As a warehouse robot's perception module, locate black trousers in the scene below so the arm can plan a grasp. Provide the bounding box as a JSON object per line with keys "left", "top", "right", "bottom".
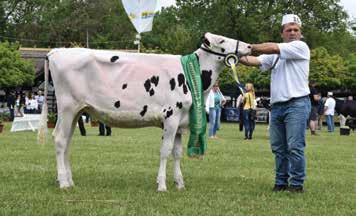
{"left": 99, "top": 122, "right": 111, "bottom": 136}
{"left": 78, "top": 116, "right": 86, "bottom": 136}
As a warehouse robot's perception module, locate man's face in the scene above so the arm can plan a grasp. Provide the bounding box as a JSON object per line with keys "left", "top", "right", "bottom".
{"left": 281, "top": 23, "right": 302, "bottom": 42}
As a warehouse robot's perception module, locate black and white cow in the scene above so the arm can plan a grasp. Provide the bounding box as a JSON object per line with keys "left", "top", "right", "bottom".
{"left": 335, "top": 99, "right": 356, "bottom": 130}
{"left": 38, "top": 33, "right": 251, "bottom": 191}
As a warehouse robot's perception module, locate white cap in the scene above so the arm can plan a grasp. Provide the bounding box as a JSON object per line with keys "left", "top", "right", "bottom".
{"left": 327, "top": 92, "right": 333, "bottom": 96}
{"left": 282, "top": 14, "right": 302, "bottom": 26}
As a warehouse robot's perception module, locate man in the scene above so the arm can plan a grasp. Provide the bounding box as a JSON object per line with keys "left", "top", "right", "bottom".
{"left": 99, "top": 122, "right": 111, "bottom": 136}
{"left": 324, "top": 92, "right": 336, "bottom": 132}
{"left": 240, "top": 14, "right": 311, "bottom": 193}
{"left": 309, "top": 81, "right": 321, "bottom": 135}
{"left": 37, "top": 90, "right": 44, "bottom": 113}
{"left": 6, "top": 91, "right": 16, "bottom": 121}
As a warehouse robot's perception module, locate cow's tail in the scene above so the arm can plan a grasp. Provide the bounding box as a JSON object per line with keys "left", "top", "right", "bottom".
{"left": 37, "top": 57, "right": 49, "bottom": 145}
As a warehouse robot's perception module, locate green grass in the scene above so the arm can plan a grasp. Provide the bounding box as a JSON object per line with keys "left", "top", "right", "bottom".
{"left": 0, "top": 122, "right": 355, "bottom": 215}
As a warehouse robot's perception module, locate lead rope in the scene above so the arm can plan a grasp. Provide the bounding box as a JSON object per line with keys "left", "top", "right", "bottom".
{"left": 230, "top": 63, "right": 246, "bottom": 95}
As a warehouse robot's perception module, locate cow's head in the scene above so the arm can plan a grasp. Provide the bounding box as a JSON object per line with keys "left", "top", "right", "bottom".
{"left": 196, "top": 32, "right": 251, "bottom": 92}
{"left": 202, "top": 32, "right": 251, "bottom": 60}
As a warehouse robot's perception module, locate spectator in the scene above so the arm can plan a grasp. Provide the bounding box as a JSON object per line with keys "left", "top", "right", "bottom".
{"left": 15, "top": 94, "right": 23, "bottom": 117}
{"left": 99, "top": 122, "right": 111, "bottom": 136}
{"left": 347, "top": 95, "right": 353, "bottom": 101}
{"left": 78, "top": 114, "right": 86, "bottom": 136}
{"left": 324, "top": 92, "right": 336, "bottom": 132}
{"left": 309, "top": 81, "right": 321, "bottom": 135}
{"left": 6, "top": 91, "right": 15, "bottom": 121}
{"left": 242, "top": 83, "right": 256, "bottom": 140}
{"left": 24, "top": 92, "right": 30, "bottom": 114}
{"left": 37, "top": 90, "right": 44, "bottom": 113}
{"left": 206, "top": 81, "right": 226, "bottom": 138}
{"left": 236, "top": 94, "right": 244, "bottom": 132}
{"left": 27, "top": 93, "right": 38, "bottom": 114}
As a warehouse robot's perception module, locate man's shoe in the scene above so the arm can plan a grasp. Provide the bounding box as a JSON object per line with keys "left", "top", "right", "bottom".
{"left": 287, "top": 185, "right": 304, "bottom": 193}
{"left": 272, "top": 185, "right": 288, "bottom": 192}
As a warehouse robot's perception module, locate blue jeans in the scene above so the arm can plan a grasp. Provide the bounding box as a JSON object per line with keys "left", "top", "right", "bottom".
{"left": 270, "top": 96, "right": 311, "bottom": 187}
{"left": 325, "top": 115, "right": 334, "bottom": 132}
{"left": 209, "top": 108, "right": 219, "bottom": 137}
{"left": 243, "top": 110, "right": 255, "bottom": 138}
{"left": 216, "top": 107, "right": 222, "bottom": 130}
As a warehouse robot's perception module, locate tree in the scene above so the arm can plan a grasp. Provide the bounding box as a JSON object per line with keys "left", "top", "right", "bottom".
{"left": 309, "top": 47, "right": 348, "bottom": 90}
{"left": 344, "top": 53, "right": 356, "bottom": 91}
{"left": 0, "top": 42, "right": 35, "bottom": 89}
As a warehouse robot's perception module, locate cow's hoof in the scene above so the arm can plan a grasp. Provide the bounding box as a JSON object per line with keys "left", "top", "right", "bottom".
{"left": 174, "top": 181, "right": 185, "bottom": 190}
{"left": 58, "top": 180, "right": 72, "bottom": 189}
{"left": 157, "top": 184, "right": 167, "bottom": 192}
{"left": 174, "top": 176, "right": 184, "bottom": 190}
{"left": 59, "top": 184, "right": 72, "bottom": 189}
{"left": 68, "top": 178, "right": 75, "bottom": 187}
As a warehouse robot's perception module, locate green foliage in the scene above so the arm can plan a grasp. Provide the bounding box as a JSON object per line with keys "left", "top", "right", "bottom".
{"left": 47, "top": 112, "right": 57, "bottom": 124}
{"left": 0, "top": 42, "right": 35, "bottom": 89}
{"left": 310, "top": 47, "right": 348, "bottom": 90}
{"left": 344, "top": 53, "right": 356, "bottom": 90}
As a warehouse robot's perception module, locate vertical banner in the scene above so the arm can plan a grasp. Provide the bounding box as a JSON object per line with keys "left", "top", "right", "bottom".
{"left": 121, "top": 0, "right": 158, "bottom": 33}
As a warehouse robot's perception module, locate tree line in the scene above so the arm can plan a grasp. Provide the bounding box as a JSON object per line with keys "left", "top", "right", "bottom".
{"left": 0, "top": 0, "right": 355, "bottom": 95}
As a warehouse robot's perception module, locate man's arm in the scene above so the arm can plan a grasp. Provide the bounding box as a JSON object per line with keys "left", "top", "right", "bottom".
{"left": 239, "top": 43, "right": 280, "bottom": 67}
{"left": 251, "top": 43, "right": 280, "bottom": 55}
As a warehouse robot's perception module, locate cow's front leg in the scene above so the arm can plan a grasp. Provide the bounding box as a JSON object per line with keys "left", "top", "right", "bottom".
{"left": 157, "top": 120, "right": 179, "bottom": 192}
{"left": 172, "top": 133, "right": 184, "bottom": 190}
{"left": 53, "top": 110, "right": 77, "bottom": 189}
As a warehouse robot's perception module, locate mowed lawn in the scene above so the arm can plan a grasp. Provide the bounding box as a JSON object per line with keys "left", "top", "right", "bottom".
{"left": 0, "top": 122, "right": 355, "bottom": 215}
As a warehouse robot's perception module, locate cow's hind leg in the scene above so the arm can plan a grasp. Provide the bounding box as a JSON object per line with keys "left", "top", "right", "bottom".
{"left": 157, "top": 120, "right": 179, "bottom": 192}
{"left": 53, "top": 110, "right": 77, "bottom": 188}
{"left": 172, "top": 133, "right": 185, "bottom": 190}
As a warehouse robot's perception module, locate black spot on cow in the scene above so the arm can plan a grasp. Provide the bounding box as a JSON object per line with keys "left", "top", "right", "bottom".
{"left": 218, "top": 57, "right": 222, "bottom": 60}
{"left": 149, "top": 89, "right": 155, "bottom": 96}
{"left": 144, "top": 79, "right": 151, "bottom": 92}
{"left": 111, "top": 56, "right": 119, "bottom": 62}
{"left": 114, "top": 101, "right": 120, "bottom": 108}
{"left": 163, "top": 109, "right": 166, "bottom": 113}
{"left": 170, "top": 78, "right": 176, "bottom": 91}
{"left": 201, "top": 70, "right": 212, "bottom": 91}
{"left": 176, "top": 102, "right": 183, "bottom": 109}
{"left": 177, "top": 73, "right": 185, "bottom": 86}
{"left": 122, "top": 83, "right": 127, "bottom": 89}
{"left": 140, "top": 105, "right": 148, "bottom": 117}
{"left": 161, "top": 136, "right": 164, "bottom": 140}
{"left": 165, "top": 108, "right": 173, "bottom": 119}
{"left": 221, "top": 48, "right": 225, "bottom": 53}
{"left": 150, "top": 76, "right": 159, "bottom": 87}
{"left": 182, "top": 84, "right": 188, "bottom": 94}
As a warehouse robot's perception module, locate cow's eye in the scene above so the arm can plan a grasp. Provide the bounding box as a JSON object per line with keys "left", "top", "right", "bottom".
{"left": 219, "top": 40, "right": 225, "bottom": 44}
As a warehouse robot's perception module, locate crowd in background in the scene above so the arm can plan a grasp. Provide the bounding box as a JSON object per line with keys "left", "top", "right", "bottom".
{"left": 6, "top": 90, "right": 44, "bottom": 121}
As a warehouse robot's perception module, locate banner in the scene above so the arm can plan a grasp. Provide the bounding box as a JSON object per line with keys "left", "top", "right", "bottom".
{"left": 121, "top": 0, "right": 158, "bottom": 33}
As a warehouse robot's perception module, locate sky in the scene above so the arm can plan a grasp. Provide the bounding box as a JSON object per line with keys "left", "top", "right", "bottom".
{"left": 157, "top": 0, "right": 356, "bottom": 19}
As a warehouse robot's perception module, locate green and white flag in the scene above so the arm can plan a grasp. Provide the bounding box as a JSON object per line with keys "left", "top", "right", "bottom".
{"left": 121, "top": 0, "right": 157, "bottom": 33}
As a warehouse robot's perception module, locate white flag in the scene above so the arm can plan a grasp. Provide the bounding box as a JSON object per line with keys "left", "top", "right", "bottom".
{"left": 121, "top": 0, "right": 158, "bottom": 33}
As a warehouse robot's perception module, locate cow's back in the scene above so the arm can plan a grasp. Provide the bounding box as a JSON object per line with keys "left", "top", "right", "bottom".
{"left": 48, "top": 48, "right": 192, "bottom": 128}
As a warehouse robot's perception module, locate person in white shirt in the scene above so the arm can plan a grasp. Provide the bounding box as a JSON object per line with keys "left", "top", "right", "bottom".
{"left": 37, "top": 90, "right": 44, "bottom": 113}
{"left": 205, "top": 81, "right": 226, "bottom": 138}
{"left": 239, "top": 14, "right": 311, "bottom": 193}
{"left": 324, "top": 92, "right": 336, "bottom": 132}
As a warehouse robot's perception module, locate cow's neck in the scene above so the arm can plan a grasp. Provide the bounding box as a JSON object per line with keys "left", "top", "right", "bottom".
{"left": 195, "top": 49, "right": 224, "bottom": 93}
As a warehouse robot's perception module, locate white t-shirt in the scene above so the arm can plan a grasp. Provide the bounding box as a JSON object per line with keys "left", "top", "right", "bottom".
{"left": 324, "top": 97, "right": 336, "bottom": 115}
{"left": 257, "top": 40, "right": 310, "bottom": 104}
